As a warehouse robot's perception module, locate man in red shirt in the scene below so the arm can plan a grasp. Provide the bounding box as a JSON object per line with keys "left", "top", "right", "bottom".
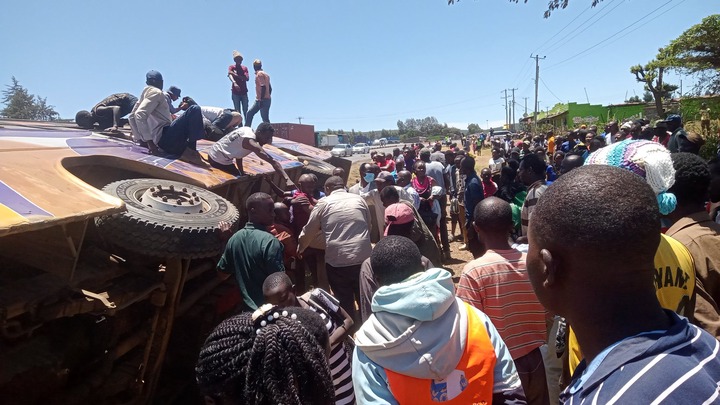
{"left": 481, "top": 168, "right": 498, "bottom": 198}
{"left": 228, "top": 50, "right": 250, "bottom": 120}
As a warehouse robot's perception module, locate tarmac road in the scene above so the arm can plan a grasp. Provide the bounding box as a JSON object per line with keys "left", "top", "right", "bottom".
{"left": 344, "top": 144, "right": 403, "bottom": 163}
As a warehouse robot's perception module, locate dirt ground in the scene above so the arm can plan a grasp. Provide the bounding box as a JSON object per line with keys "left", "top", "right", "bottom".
{"left": 346, "top": 146, "right": 490, "bottom": 277}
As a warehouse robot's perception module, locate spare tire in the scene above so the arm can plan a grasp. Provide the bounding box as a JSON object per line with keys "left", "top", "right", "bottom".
{"left": 298, "top": 156, "right": 336, "bottom": 187}
{"left": 95, "top": 179, "right": 239, "bottom": 259}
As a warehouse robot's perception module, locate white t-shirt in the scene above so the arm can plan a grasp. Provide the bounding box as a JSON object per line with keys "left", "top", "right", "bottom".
{"left": 200, "top": 106, "right": 225, "bottom": 122}
{"left": 208, "top": 127, "right": 256, "bottom": 165}
{"left": 489, "top": 157, "right": 505, "bottom": 173}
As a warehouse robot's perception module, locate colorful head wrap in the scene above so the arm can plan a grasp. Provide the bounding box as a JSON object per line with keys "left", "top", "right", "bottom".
{"left": 585, "top": 140, "right": 676, "bottom": 215}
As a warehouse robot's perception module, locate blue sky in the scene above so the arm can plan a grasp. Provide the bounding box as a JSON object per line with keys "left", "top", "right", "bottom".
{"left": 0, "top": 0, "right": 714, "bottom": 132}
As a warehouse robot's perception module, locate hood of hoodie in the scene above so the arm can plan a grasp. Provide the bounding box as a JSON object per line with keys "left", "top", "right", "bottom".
{"left": 355, "top": 268, "right": 467, "bottom": 380}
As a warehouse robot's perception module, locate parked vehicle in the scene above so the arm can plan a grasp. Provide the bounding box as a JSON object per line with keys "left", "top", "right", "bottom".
{"left": 352, "top": 143, "right": 370, "bottom": 154}
{"left": 331, "top": 143, "right": 353, "bottom": 157}
{"left": 318, "top": 134, "right": 339, "bottom": 149}
{"left": 372, "top": 138, "right": 387, "bottom": 146}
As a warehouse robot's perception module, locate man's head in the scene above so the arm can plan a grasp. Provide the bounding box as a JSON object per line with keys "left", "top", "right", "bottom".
{"left": 371, "top": 235, "right": 424, "bottom": 286}
{"left": 527, "top": 165, "right": 660, "bottom": 317}
{"left": 273, "top": 202, "right": 291, "bottom": 225}
{"left": 232, "top": 50, "right": 243, "bottom": 64}
{"left": 662, "top": 114, "right": 682, "bottom": 132}
{"left": 492, "top": 148, "right": 501, "bottom": 159}
{"left": 678, "top": 131, "right": 705, "bottom": 155}
{"left": 395, "top": 156, "right": 405, "bottom": 171}
{"left": 509, "top": 148, "right": 521, "bottom": 160}
{"left": 324, "top": 176, "right": 345, "bottom": 194}
{"left": 397, "top": 170, "right": 412, "bottom": 187}
{"left": 246, "top": 192, "right": 275, "bottom": 226}
{"left": 375, "top": 171, "right": 395, "bottom": 192}
{"left": 480, "top": 168, "right": 492, "bottom": 182}
{"left": 553, "top": 151, "right": 565, "bottom": 167}
{"left": 588, "top": 136, "right": 606, "bottom": 153}
{"left": 380, "top": 185, "right": 400, "bottom": 207}
{"left": 297, "top": 174, "right": 317, "bottom": 195}
{"left": 459, "top": 156, "right": 476, "bottom": 176}
{"left": 473, "top": 197, "right": 513, "bottom": 242}
{"left": 518, "top": 153, "right": 546, "bottom": 186}
{"left": 433, "top": 143, "right": 442, "bottom": 152}
{"left": 255, "top": 123, "right": 274, "bottom": 145}
{"left": 419, "top": 148, "right": 432, "bottom": 163}
{"left": 145, "top": 70, "right": 163, "bottom": 89}
{"left": 384, "top": 203, "right": 414, "bottom": 236}
{"left": 332, "top": 167, "right": 346, "bottom": 178}
{"left": 373, "top": 153, "right": 387, "bottom": 164}
{"left": 253, "top": 59, "right": 263, "bottom": 71}
{"left": 668, "top": 153, "right": 710, "bottom": 210}
{"left": 75, "top": 110, "right": 94, "bottom": 129}
{"left": 560, "top": 154, "right": 584, "bottom": 175}
{"left": 393, "top": 147, "right": 401, "bottom": 157}
{"left": 167, "top": 85, "right": 181, "bottom": 101}
{"left": 262, "top": 272, "right": 296, "bottom": 307}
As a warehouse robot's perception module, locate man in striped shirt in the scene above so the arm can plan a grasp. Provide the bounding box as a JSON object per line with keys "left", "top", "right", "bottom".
{"left": 526, "top": 165, "right": 720, "bottom": 404}
{"left": 458, "top": 197, "right": 549, "bottom": 405}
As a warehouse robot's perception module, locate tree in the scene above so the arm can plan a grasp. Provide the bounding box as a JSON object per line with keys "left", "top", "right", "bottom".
{"left": 630, "top": 63, "right": 677, "bottom": 118}
{"left": 626, "top": 95, "right": 641, "bottom": 103}
{"left": 447, "top": 0, "right": 603, "bottom": 18}
{"left": 642, "top": 91, "right": 654, "bottom": 103}
{"left": 467, "top": 123, "right": 481, "bottom": 134}
{"left": 1, "top": 77, "right": 58, "bottom": 121}
{"left": 659, "top": 14, "right": 720, "bottom": 94}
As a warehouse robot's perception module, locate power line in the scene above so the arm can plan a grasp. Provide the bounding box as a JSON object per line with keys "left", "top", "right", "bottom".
{"left": 531, "top": 4, "right": 592, "bottom": 54}
{"left": 545, "top": 0, "right": 675, "bottom": 70}
{"left": 540, "top": 77, "right": 564, "bottom": 104}
{"left": 541, "top": 0, "right": 625, "bottom": 56}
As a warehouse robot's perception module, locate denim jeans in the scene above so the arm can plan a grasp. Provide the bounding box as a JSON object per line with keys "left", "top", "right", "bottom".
{"left": 212, "top": 109, "right": 235, "bottom": 130}
{"left": 159, "top": 104, "right": 204, "bottom": 155}
{"left": 231, "top": 93, "right": 248, "bottom": 121}
{"left": 245, "top": 98, "right": 271, "bottom": 128}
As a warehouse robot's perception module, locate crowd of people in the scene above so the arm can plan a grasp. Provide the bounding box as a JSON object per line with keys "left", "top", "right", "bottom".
{"left": 74, "top": 51, "right": 275, "bottom": 167}
{"left": 189, "top": 106, "right": 720, "bottom": 405}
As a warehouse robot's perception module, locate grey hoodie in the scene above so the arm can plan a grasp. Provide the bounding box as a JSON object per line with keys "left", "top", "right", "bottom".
{"left": 352, "top": 268, "right": 525, "bottom": 404}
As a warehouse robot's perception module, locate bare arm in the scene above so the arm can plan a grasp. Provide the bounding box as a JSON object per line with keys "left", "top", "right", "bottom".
{"left": 243, "top": 138, "right": 296, "bottom": 188}
{"left": 328, "top": 306, "right": 354, "bottom": 347}
{"left": 95, "top": 105, "right": 122, "bottom": 129}
{"left": 263, "top": 176, "right": 293, "bottom": 198}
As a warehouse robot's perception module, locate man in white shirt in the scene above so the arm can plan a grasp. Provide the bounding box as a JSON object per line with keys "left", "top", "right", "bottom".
{"left": 128, "top": 70, "right": 204, "bottom": 158}
{"left": 488, "top": 148, "right": 506, "bottom": 174}
{"left": 207, "top": 123, "right": 295, "bottom": 188}
{"left": 298, "top": 176, "right": 373, "bottom": 321}
{"left": 397, "top": 170, "right": 420, "bottom": 209}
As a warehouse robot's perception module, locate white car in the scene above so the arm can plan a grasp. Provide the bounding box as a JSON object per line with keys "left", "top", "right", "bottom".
{"left": 352, "top": 143, "right": 370, "bottom": 154}
{"left": 331, "top": 143, "right": 353, "bottom": 157}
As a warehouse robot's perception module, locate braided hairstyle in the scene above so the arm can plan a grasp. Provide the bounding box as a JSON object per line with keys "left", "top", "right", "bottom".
{"left": 195, "top": 307, "right": 334, "bottom": 405}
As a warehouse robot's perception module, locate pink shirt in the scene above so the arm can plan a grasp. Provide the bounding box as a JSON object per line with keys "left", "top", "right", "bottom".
{"left": 457, "top": 249, "right": 547, "bottom": 359}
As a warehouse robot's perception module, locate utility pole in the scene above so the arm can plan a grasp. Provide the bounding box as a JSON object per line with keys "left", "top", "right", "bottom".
{"left": 501, "top": 90, "right": 510, "bottom": 130}
{"left": 510, "top": 88, "right": 517, "bottom": 132}
{"left": 297, "top": 116, "right": 303, "bottom": 124}
{"left": 531, "top": 54, "right": 546, "bottom": 135}
{"left": 523, "top": 97, "right": 528, "bottom": 115}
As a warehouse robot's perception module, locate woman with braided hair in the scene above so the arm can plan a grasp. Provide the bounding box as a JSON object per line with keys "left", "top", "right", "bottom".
{"left": 195, "top": 306, "right": 335, "bottom": 405}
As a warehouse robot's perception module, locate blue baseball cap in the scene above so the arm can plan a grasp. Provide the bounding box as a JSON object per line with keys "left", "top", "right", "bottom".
{"left": 168, "top": 86, "right": 181, "bottom": 98}
{"left": 146, "top": 70, "right": 163, "bottom": 81}
{"left": 661, "top": 114, "right": 682, "bottom": 124}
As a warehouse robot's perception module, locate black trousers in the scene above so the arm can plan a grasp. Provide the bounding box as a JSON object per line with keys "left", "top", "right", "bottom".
{"left": 325, "top": 263, "right": 361, "bottom": 323}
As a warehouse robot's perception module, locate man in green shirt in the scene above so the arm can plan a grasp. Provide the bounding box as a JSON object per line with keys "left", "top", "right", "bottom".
{"left": 217, "top": 192, "right": 285, "bottom": 310}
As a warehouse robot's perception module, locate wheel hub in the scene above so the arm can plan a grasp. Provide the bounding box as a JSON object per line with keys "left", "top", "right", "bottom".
{"left": 139, "top": 184, "right": 204, "bottom": 214}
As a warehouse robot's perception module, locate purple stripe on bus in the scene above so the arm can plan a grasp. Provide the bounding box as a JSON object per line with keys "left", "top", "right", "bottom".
{"left": 0, "top": 181, "right": 53, "bottom": 217}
